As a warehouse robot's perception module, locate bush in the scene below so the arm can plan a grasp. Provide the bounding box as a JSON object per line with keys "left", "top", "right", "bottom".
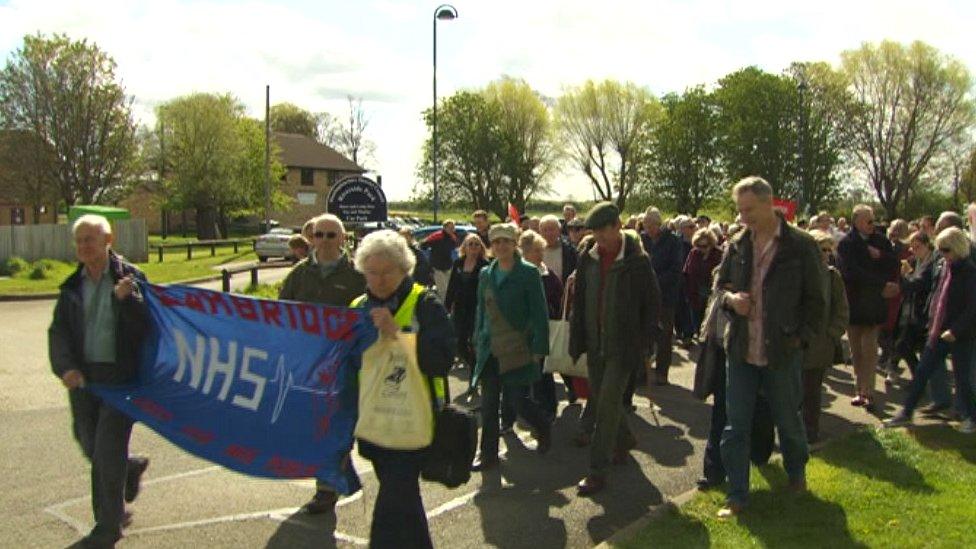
{"left": 0, "top": 257, "right": 30, "bottom": 276}
{"left": 28, "top": 264, "right": 49, "bottom": 280}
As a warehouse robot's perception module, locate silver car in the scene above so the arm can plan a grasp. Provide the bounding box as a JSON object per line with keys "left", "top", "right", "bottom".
{"left": 254, "top": 227, "right": 297, "bottom": 262}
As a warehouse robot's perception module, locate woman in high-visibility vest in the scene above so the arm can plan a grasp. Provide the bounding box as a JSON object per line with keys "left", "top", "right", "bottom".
{"left": 353, "top": 230, "right": 456, "bottom": 549}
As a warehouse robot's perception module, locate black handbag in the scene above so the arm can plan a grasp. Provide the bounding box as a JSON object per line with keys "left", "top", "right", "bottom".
{"left": 421, "top": 404, "right": 477, "bottom": 488}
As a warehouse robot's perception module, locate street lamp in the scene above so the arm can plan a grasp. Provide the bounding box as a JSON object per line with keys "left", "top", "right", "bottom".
{"left": 432, "top": 3, "right": 458, "bottom": 224}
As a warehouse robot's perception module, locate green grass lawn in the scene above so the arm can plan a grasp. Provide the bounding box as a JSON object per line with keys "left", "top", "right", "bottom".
{"left": 238, "top": 281, "right": 283, "bottom": 299}
{"left": 0, "top": 248, "right": 258, "bottom": 295}
{"left": 620, "top": 426, "right": 976, "bottom": 549}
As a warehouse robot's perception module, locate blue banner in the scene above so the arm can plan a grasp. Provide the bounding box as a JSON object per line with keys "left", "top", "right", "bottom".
{"left": 90, "top": 282, "right": 375, "bottom": 495}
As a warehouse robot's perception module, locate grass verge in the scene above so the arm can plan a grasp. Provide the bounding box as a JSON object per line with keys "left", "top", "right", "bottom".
{"left": 0, "top": 248, "right": 258, "bottom": 295}
{"left": 618, "top": 426, "right": 976, "bottom": 549}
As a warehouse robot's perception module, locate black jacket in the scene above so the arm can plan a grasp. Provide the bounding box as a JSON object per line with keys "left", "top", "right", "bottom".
{"left": 640, "top": 229, "right": 684, "bottom": 308}
{"left": 837, "top": 229, "right": 897, "bottom": 325}
{"left": 898, "top": 256, "right": 937, "bottom": 330}
{"left": 927, "top": 258, "right": 976, "bottom": 341}
{"left": 556, "top": 238, "right": 579, "bottom": 285}
{"left": 421, "top": 230, "right": 460, "bottom": 271}
{"left": 48, "top": 251, "right": 149, "bottom": 385}
{"left": 716, "top": 215, "right": 826, "bottom": 368}
{"left": 444, "top": 256, "right": 489, "bottom": 321}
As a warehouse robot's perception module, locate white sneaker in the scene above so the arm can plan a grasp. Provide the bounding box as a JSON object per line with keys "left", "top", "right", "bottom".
{"left": 958, "top": 419, "right": 976, "bottom": 434}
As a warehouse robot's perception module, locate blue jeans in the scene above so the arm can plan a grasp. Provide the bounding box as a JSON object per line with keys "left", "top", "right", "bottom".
{"left": 720, "top": 355, "right": 809, "bottom": 506}
{"left": 902, "top": 338, "right": 976, "bottom": 421}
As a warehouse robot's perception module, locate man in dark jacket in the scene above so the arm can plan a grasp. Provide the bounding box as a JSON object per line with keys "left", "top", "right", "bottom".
{"left": 640, "top": 206, "right": 684, "bottom": 385}
{"left": 836, "top": 204, "right": 898, "bottom": 409}
{"left": 570, "top": 202, "right": 660, "bottom": 496}
{"left": 539, "top": 215, "right": 578, "bottom": 284}
{"left": 422, "top": 220, "right": 460, "bottom": 302}
{"left": 48, "top": 215, "right": 151, "bottom": 548}
{"left": 279, "top": 213, "right": 366, "bottom": 514}
{"left": 715, "top": 177, "right": 825, "bottom": 517}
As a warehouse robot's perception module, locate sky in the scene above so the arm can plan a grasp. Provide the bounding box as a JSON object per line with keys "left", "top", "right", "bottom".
{"left": 1, "top": 0, "right": 974, "bottom": 202}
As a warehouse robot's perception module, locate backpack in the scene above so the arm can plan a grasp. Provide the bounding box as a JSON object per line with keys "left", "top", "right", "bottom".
{"left": 421, "top": 404, "right": 477, "bottom": 488}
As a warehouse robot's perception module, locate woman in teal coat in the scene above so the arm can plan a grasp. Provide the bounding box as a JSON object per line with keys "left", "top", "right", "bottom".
{"left": 470, "top": 223, "right": 552, "bottom": 471}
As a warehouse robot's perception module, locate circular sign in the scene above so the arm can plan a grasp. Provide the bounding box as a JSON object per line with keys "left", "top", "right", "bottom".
{"left": 326, "top": 176, "right": 388, "bottom": 223}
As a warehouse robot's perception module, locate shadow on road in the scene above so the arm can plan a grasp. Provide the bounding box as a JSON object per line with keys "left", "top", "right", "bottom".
{"left": 265, "top": 510, "right": 339, "bottom": 549}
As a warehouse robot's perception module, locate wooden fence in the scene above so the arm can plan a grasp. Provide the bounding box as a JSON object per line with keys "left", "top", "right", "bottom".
{"left": 0, "top": 219, "right": 148, "bottom": 263}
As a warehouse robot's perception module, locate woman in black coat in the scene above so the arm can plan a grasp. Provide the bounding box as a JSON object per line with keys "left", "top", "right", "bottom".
{"left": 886, "top": 228, "right": 976, "bottom": 433}
{"left": 445, "top": 233, "right": 490, "bottom": 374}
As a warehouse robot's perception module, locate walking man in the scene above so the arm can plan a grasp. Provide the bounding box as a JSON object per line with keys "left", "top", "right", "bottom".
{"left": 49, "top": 215, "right": 151, "bottom": 548}
{"left": 570, "top": 202, "right": 660, "bottom": 495}
{"left": 716, "top": 177, "right": 825, "bottom": 517}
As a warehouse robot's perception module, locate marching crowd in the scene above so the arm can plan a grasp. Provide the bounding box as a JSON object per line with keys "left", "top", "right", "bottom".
{"left": 49, "top": 176, "right": 976, "bottom": 547}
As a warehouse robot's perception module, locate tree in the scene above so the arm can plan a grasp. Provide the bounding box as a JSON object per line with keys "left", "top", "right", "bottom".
{"left": 555, "top": 79, "right": 661, "bottom": 211}
{"left": 483, "top": 77, "right": 557, "bottom": 212}
{"left": 789, "top": 62, "right": 851, "bottom": 214}
{"left": 713, "top": 67, "right": 798, "bottom": 200}
{"left": 0, "top": 129, "right": 59, "bottom": 222}
{"left": 270, "top": 102, "right": 321, "bottom": 140}
{"left": 646, "top": 87, "right": 723, "bottom": 215}
{"left": 0, "top": 33, "right": 138, "bottom": 206}
{"left": 416, "top": 79, "right": 556, "bottom": 218}
{"left": 957, "top": 145, "right": 976, "bottom": 205}
{"left": 156, "top": 93, "right": 286, "bottom": 239}
{"left": 322, "top": 96, "right": 376, "bottom": 168}
{"left": 840, "top": 40, "right": 976, "bottom": 219}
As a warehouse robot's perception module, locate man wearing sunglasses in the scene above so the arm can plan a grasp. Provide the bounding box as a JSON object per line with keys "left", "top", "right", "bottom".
{"left": 278, "top": 213, "right": 366, "bottom": 514}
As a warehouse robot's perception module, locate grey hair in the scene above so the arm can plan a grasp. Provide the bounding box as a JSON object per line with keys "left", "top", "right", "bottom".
{"left": 539, "top": 214, "right": 560, "bottom": 228}
{"left": 643, "top": 206, "right": 663, "bottom": 225}
{"left": 518, "top": 229, "right": 547, "bottom": 253}
{"left": 852, "top": 204, "right": 874, "bottom": 223}
{"left": 936, "top": 211, "right": 964, "bottom": 231}
{"left": 731, "top": 176, "right": 773, "bottom": 201}
{"left": 72, "top": 214, "right": 112, "bottom": 236}
{"left": 354, "top": 230, "right": 417, "bottom": 274}
{"left": 935, "top": 227, "right": 971, "bottom": 259}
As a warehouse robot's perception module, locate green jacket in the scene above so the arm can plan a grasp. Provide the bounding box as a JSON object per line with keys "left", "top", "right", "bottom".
{"left": 569, "top": 230, "right": 660, "bottom": 371}
{"left": 804, "top": 266, "right": 849, "bottom": 370}
{"left": 472, "top": 255, "right": 550, "bottom": 387}
{"left": 278, "top": 253, "right": 366, "bottom": 306}
{"left": 716, "top": 215, "right": 826, "bottom": 368}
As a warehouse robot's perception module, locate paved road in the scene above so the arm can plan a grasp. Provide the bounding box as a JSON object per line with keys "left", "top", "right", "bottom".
{"left": 0, "top": 280, "right": 914, "bottom": 548}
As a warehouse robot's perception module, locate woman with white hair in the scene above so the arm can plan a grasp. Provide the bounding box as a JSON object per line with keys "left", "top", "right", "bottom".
{"left": 886, "top": 228, "right": 976, "bottom": 433}
{"left": 351, "top": 230, "right": 456, "bottom": 548}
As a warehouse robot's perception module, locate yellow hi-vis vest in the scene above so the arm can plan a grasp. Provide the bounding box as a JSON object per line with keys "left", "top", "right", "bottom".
{"left": 351, "top": 283, "right": 447, "bottom": 407}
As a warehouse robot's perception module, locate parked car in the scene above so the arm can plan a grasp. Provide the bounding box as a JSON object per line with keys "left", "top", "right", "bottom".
{"left": 254, "top": 227, "right": 298, "bottom": 262}
{"left": 410, "top": 224, "right": 476, "bottom": 242}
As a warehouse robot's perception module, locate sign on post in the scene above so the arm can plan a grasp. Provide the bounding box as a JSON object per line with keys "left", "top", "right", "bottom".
{"left": 326, "top": 176, "right": 387, "bottom": 223}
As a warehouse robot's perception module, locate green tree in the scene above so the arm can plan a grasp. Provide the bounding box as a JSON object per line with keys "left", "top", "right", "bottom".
{"left": 840, "top": 40, "right": 976, "bottom": 218}
{"left": 713, "top": 67, "right": 798, "bottom": 200}
{"left": 156, "top": 93, "right": 286, "bottom": 239}
{"left": 555, "top": 79, "right": 661, "bottom": 210}
{"left": 270, "top": 102, "right": 321, "bottom": 140}
{"left": 646, "top": 87, "right": 723, "bottom": 215}
{"left": 0, "top": 33, "right": 138, "bottom": 206}
{"left": 790, "top": 62, "right": 852, "bottom": 214}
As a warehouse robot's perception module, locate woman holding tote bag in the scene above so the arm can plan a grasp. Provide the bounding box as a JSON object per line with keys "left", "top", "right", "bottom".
{"left": 352, "top": 230, "right": 455, "bottom": 549}
{"left": 470, "top": 223, "right": 553, "bottom": 471}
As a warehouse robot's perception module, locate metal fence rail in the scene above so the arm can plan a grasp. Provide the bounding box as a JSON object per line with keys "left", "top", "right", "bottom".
{"left": 154, "top": 238, "right": 256, "bottom": 262}
{"left": 220, "top": 260, "right": 291, "bottom": 292}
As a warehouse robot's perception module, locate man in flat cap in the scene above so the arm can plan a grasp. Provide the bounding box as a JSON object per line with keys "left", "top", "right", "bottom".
{"left": 569, "top": 202, "right": 660, "bottom": 495}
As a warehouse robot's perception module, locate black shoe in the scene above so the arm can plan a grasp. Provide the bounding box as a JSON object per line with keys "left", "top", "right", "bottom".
{"left": 125, "top": 457, "right": 149, "bottom": 503}
{"left": 576, "top": 474, "right": 606, "bottom": 496}
{"left": 302, "top": 490, "right": 338, "bottom": 515}
{"left": 696, "top": 477, "right": 723, "bottom": 490}
{"left": 536, "top": 424, "right": 552, "bottom": 455}
{"left": 471, "top": 457, "right": 500, "bottom": 471}
{"left": 500, "top": 422, "right": 514, "bottom": 435}
{"left": 920, "top": 403, "right": 950, "bottom": 417}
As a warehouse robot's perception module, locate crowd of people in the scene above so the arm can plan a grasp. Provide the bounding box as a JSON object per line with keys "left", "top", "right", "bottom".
{"left": 49, "top": 178, "right": 976, "bottom": 547}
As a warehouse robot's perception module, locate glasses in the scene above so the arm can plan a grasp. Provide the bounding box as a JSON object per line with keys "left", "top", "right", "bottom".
{"left": 939, "top": 247, "right": 952, "bottom": 253}
{"left": 313, "top": 231, "right": 338, "bottom": 239}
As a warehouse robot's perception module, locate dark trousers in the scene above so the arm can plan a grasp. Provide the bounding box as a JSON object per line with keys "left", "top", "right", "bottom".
{"left": 479, "top": 358, "right": 548, "bottom": 458}
{"left": 532, "top": 366, "right": 558, "bottom": 421}
{"left": 69, "top": 388, "right": 134, "bottom": 543}
{"left": 903, "top": 338, "right": 976, "bottom": 421}
{"left": 368, "top": 448, "right": 432, "bottom": 549}
{"left": 801, "top": 367, "right": 827, "bottom": 442}
{"left": 702, "top": 347, "right": 774, "bottom": 483}
{"left": 655, "top": 306, "right": 676, "bottom": 378}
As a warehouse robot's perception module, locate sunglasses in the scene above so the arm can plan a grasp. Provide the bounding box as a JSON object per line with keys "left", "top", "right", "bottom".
{"left": 313, "top": 231, "right": 339, "bottom": 239}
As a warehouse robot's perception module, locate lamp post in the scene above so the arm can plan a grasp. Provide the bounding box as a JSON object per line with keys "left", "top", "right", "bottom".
{"left": 432, "top": 4, "right": 458, "bottom": 224}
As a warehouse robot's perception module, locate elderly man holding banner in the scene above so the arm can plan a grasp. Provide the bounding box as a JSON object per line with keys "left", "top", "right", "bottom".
{"left": 49, "top": 215, "right": 151, "bottom": 548}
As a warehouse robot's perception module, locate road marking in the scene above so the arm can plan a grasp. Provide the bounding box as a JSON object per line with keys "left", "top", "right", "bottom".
{"left": 426, "top": 490, "right": 477, "bottom": 519}
{"left": 141, "top": 465, "right": 223, "bottom": 486}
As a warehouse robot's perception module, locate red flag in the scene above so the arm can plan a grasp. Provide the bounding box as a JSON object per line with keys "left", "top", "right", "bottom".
{"left": 507, "top": 202, "right": 521, "bottom": 226}
{"left": 772, "top": 197, "right": 797, "bottom": 221}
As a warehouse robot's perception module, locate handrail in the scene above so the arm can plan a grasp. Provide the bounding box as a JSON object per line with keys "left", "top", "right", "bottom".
{"left": 153, "top": 237, "right": 258, "bottom": 262}
{"left": 220, "top": 260, "right": 292, "bottom": 292}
